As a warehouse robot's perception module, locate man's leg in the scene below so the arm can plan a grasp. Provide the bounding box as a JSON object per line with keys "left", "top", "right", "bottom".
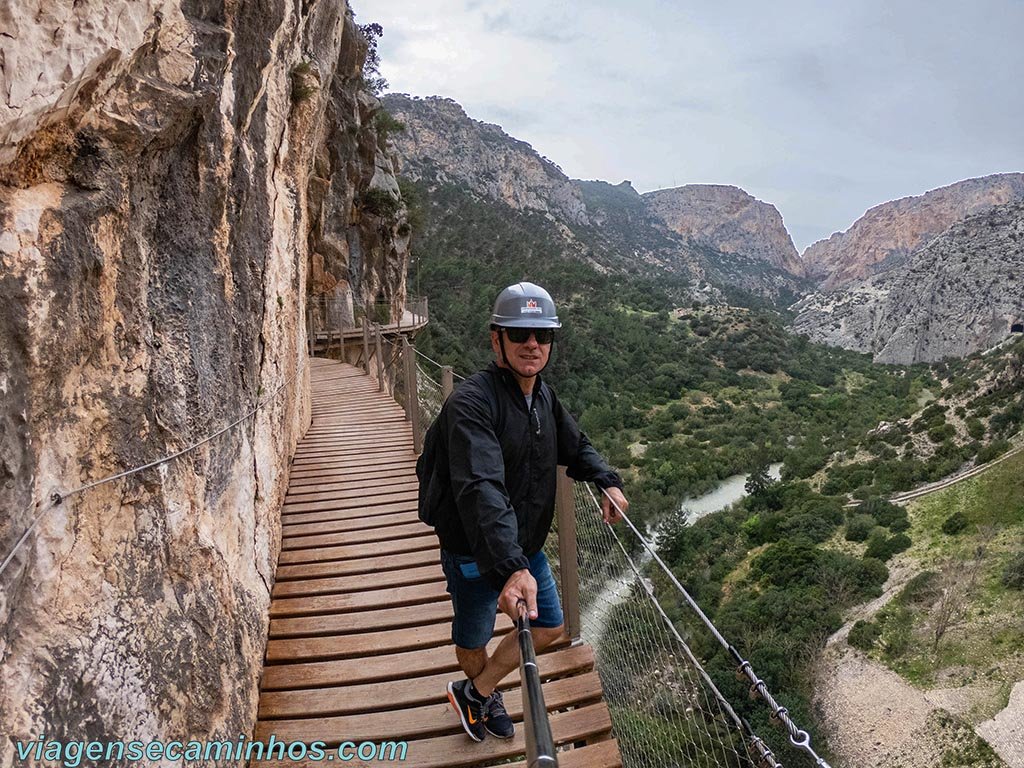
{"left": 471, "top": 623, "right": 563, "bottom": 697}
{"left": 455, "top": 646, "right": 488, "bottom": 680}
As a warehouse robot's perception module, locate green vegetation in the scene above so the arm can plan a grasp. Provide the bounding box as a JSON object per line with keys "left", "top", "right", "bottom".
{"left": 402, "top": 176, "right": 1024, "bottom": 768}
{"left": 357, "top": 22, "right": 387, "bottom": 95}
{"left": 374, "top": 109, "right": 406, "bottom": 144}
{"left": 360, "top": 187, "right": 401, "bottom": 219}
{"left": 290, "top": 62, "right": 317, "bottom": 103}
{"left": 852, "top": 452, "right": 1024, "bottom": 706}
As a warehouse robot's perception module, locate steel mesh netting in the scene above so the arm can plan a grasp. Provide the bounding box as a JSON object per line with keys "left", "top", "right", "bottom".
{"left": 383, "top": 337, "right": 408, "bottom": 409}
{"left": 544, "top": 484, "right": 762, "bottom": 768}
{"left": 416, "top": 362, "right": 447, "bottom": 430}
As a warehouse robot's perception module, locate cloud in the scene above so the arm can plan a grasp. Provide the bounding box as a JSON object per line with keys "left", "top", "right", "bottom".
{"left": 362, "top": 0, "right": 1024, "bottom": 250}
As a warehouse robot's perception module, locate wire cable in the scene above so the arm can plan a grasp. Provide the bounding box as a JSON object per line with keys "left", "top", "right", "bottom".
{"left": 0, "top": 365, "right": 300, "bottom": 580}
{"left": 600, "top": 486, "right": 832, "bottom": 768}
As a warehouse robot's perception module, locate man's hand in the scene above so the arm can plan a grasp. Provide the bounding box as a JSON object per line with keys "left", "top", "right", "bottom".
{"left": 601, "top": 486, "right": 629, "bottom": 524}
{"left": 499, "top": 569, "right": 538, "bottom": 620}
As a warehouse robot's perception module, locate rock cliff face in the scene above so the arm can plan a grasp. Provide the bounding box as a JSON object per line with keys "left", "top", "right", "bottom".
{"left": 643, "top": 184, "right": 804, "bottom": 276}
{"left": 381, "top": 94, "right": 589, "bottom": 226}
{"left": 791, "top": 200, "right": 1024, "bottom": 364}
{"left": 383, "top": 93, "right": 807, "bottom": 303}
{"left": 0, "top": 0, "right": 408, "bottom": 760}
{"left": 802, "top": 174, "right": 1024, "bottom": 290}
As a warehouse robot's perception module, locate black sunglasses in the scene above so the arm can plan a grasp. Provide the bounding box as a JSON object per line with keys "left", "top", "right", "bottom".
{"left": 503, "top": 327, "right": 555, "bottom": 344}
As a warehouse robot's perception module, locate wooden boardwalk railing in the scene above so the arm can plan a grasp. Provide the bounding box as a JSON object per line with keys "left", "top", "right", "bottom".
{"left": 252, "top": 358, "right": 622, "bottom": 767}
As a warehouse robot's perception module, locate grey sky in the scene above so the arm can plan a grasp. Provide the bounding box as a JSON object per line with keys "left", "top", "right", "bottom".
{"left": 361, "top": 0, "right": 1024, "bottom": 251}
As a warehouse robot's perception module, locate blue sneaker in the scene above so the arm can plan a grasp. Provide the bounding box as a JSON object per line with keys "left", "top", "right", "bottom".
{"left": 484, "top": 689, "right": 515, "bottom": 739}
{"left": 447, "top": 679, "right": 486, "bottom": 742}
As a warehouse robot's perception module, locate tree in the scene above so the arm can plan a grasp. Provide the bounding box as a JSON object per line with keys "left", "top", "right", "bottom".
{"left": 359, "top": 23, "right": 388, "bottom": 95}
{"left": 745, "top": 463, "right": 773, "bottom": 497}
{"left": 931, "top": 557, "right": 982, "bottom": 654}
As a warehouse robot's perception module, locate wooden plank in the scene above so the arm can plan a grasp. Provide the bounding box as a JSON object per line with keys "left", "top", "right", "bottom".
{"left": 265, "top": 614, "right": 514, "bottom": 663}
{"left": 292, "top": 446, "right": 416, "bottom": 463}
{"left": 289, "top": 455, "right": 418, "bottom": 473}
{"left": 288, "top": 456, "right": 416, "bottom": 474}
{"left": 269, "top": 599, "right": 454, "bottom": 637}
{"left": 287, "top": 469, "right": 416, "bottom": 487}
{"left": 260, "top": 636, "right": 497, "bottom": 691}
{"left": 277, "top": 534, "right": 435, "bottom": 566}
{"left": 271, "top": 563, "right": 441, "bottom": 598}
{"left": 254, "top": 671, "right": 605, "bottom": 744}
{"left": 503, "top": 740, "right": 622, "bottom": 768}
{"left": 294, "top": 437, "right": 414, "bottom": 451}
{"left": 281, "top": 520, "right": 427, "bottom": 550}
{"left": 274, "top": 548, "right": 437, "bottom": 582}
{"left": 269, "top": 581, "right": 449, "bottom": 618}
{"left": 251, "top": 703, "right": 612, "bottom": 767}
{"left": 286, "top": 465, "right": 417, "bottom": 488}
{"left": 284, "top": 481, "right": 420, "bottom": 504}
{"left": 257, "top": 644, "right": 595, "bottom": 719}
{"left": 282, "top": 489, "right": 419, "bottom": 515}
{"left": 281, "top": 511, "right": 421, "bottom": 539}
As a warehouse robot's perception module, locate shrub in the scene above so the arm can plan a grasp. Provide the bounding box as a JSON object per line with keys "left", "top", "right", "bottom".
{"left": 1002, "top": 552, "right": 1024, "bottom": 590}
{"left": 360, "top": 187, "right": 401, "bottom": 218}
{"left": 374, "top": 109, "right": 406, "bottom": 143}
{"left": 860, "top": 497, "right": 908, "bottom": 530}
{"left": 845, "top": 514, "right": 877, "bottom": 542}
{"left": 977, "top": 439, "right": 1010, "bottom": 464}
{"left": 848, "top": 619, "right": 882, "bottom": 651}
{"left": 896, "top": 570, "right": 938, "bottom": 605}
{"left": 864, "top": 531, "right": 912, "bottom": 561}
{"left": 965, "top": 417, "right": 986, "bottom": 440}
{"left": 941, "top": 511, "right": 969, "bottom": 536}
{"left": 928, "top": 423, "right": 956, "bottom": 443}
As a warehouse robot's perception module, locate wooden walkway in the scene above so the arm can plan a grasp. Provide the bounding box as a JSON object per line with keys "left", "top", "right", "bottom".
{"left": 253, "top": 358, "right": 622, "bottom": 767}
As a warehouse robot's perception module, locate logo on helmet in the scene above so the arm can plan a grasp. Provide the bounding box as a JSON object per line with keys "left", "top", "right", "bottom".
{"left": 521, "top": 299, "right": 542, "bottom": 314}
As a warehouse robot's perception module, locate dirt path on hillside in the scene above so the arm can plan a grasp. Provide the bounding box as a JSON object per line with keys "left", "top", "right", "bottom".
{"left": 817, "top": 646, "right": 943, "bottom": 768}
{"left": 815, "top": 563, "right": 1017, "bottom": 767}
{"left": 978, "top": 682, "right": 1024, "bottom": 768}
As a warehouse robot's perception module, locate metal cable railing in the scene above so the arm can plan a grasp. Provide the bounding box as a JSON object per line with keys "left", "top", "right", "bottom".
{"left": 546, "top": 481, "right": 769, "bottom": 768}
{"left": 598, "top": 487, "right": 832, "bottom": 768}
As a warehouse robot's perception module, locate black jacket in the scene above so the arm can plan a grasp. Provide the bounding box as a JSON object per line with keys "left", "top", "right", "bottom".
{"left": 423, "top": 363, "right": 623, "bottom": 590}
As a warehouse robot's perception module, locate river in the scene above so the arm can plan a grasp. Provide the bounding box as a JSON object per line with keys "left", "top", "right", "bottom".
{"left": 580, "top": 462, "right": 784, "bottom": 645}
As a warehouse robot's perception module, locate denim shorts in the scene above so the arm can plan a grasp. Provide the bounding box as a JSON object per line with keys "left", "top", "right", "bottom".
{"left": 440, "top": 549, "right": 564, "bottom": 649}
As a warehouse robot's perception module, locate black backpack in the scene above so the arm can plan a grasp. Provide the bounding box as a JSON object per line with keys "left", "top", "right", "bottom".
{"left": 415, "top": 370, "right": 505, "bottom": 527}
{"left": 415, "top": 412, "right": 448, "bottom": 527}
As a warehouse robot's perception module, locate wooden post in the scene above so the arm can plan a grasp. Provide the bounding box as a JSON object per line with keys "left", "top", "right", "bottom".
{"left": 362, "top": 317, "right": 370, "bottom": 373}
{"left": 403, "top": 336, "right": 422, "bottom": 454}
{"left": 556, "top": 469, "right": 581, "bottom": 642}
{"left": 375, "top": 324, "right": 384, "bottom": 392}
{"left": 338, "top": 327, "right": 345, "bottom": 363}
{"left": 442, "top": 366, "right": 454, "bottom": 399}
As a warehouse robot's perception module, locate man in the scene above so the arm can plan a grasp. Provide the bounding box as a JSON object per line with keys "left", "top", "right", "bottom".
{"left": 417, "top": 282, "right": 629, "bottom": 742}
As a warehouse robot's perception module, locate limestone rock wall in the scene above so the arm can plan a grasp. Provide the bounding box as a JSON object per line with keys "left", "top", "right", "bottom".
{"left": 382, "top": 94, "right": 590, "bottom": 227}
{"left": 0, "top": 0, "right": 408, "bottom": 761}
{"left": 642, "top": 184, "right": 805, "bottom": 276}
{"left": 791, "top": 200, "right": 1024, "bottom": 364}
{"left": 802, "top": 173, "right": 1024, "bottom": 291}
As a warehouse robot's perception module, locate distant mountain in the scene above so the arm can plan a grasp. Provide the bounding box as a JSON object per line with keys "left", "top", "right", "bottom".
{"left": 643, "top": 184, "right": 804, "bottom": 276}
{"left": 792, "top": 199, "right": 1024, "bottom": 364}
{"left": 802, "top": 173, "right": 1024, "bottom": 291}
{"left": 382, "top": 93, "right": 804, "bottom": 303}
